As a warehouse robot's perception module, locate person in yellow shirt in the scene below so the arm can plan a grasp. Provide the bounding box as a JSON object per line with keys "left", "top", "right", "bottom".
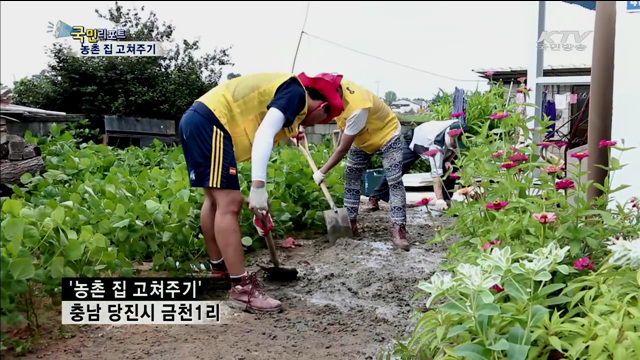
{"left": 178, "top": 72, "right": 344, "bottom": 313}
{"left": 309, "top": 75, "right": 410, "bottom": 251}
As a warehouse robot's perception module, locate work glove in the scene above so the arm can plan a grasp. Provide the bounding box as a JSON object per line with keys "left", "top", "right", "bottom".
{"left": 434, "top": 199, "right": 448, "bottom": 211}
{"left": 248, "top": 186, "right": 269, "bottom": 211}
{"left": 253, "top": 211, "right": 274, "bottom": 237}
{"left": 313, "top": 170, "right": 326, "bottom": 185}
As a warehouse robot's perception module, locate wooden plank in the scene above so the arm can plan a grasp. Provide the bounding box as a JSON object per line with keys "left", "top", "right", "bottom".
{"left": 104, "top": 116, "right": 176, "bottom": 136}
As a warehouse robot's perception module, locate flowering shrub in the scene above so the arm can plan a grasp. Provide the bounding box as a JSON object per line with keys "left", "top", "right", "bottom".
{"left": 387, "top": 81, "right": 640, "bottom": 360}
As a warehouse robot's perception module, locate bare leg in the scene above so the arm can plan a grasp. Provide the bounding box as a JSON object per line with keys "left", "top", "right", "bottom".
{"left": 200, "top": 191, "right": 223, "bottom": 261}
{"left": 209, "top": 188, "right": 245, "bottom": 276}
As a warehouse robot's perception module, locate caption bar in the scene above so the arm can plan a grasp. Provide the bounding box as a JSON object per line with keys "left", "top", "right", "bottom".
{"left": 62, "top": 277, "right": 214, "bottom": 301}
{"left": 62, "top": 301, "right": 225, "bottom": 324}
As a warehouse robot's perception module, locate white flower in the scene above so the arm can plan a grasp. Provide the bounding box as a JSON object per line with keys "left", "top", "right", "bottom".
{"left": 456, "top": 263, "right": 501, "bottom": 291}
{"left": 608, "top": 238, "right": 640, "bottom": 269}
{"left": 417, "top": 272, "right": 455, "bottom": 308}
{"left": 477, "top": 246, "right": 512, "bottom": 275}
{"left": 528, "top": 242, "right": 570, "bottom": 265}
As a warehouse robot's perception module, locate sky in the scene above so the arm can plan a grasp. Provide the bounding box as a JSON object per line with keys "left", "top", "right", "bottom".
{"left": 1, "top": 1, "right": 597, "bottom": 100}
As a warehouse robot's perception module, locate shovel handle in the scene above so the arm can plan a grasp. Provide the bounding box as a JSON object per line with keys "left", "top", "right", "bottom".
{"left": 248, "top": 203, "right": 281, "bottom": 268}
{"left": 297, "top": 136, "right": 338, "bottom": 211}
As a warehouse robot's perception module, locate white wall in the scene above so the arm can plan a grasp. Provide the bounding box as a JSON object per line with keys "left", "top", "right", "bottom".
{"left": 610, "top": 1, "right": 640, "bottom": 206}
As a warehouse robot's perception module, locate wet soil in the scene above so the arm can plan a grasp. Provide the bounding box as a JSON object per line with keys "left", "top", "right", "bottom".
{"left": 5, "top": 200, "right": 456, "bottom": 360}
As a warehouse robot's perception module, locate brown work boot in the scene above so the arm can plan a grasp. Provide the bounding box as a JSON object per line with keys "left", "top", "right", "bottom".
{"left": 229, "top": 272, "right": 282, "bottom": 313}
{"left": 361, "top": 197, "right": 380, "bottom": 213}
{"left": 349, "top": 219, "right": 359, "bottom": 236}
{"left": 391, "top": 223, "right": 411, "bottom": 251}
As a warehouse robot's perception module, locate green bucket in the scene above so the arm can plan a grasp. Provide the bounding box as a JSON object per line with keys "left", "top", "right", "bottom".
{"left": 361, "top": 169, "right": 385, "bottom": 197}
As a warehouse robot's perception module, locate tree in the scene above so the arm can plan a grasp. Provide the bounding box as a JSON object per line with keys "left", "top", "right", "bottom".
{"left": 383, "top": 91, "right": 397, "bottom": 106}
{"left": 12, "top": 1, "right": 234, "bottom": 121}
{"left": 227, "top": 73, "right": 241, "bottom": 80}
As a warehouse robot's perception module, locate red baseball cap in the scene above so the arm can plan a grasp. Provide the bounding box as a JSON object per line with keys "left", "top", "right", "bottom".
{"left": 298, "top": 72, "right": 344, "bottom": 124}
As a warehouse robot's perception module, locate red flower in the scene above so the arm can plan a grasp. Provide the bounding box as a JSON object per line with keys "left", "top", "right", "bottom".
{"left": 416, "top": 197, "right": 433, "bottom": 206}
{"left": 451, "top": 111, "right": 465, "bottom": 117}
{"left": 509, "top": 147, "right": 521, "bottom": 152}
{"left": 599, "top": 139, "right": 617, "bottom": 148}
{"left": 481, "top": 239, "right": 502, "bottom": 251}
{"left": 508, "top": 153, "right": 529, "bottom": 162}
{"left": 542, "top": 165, "right": 562, "bottom": 174}
{"left": 491, "top": 284, "right": 505, "bottom": 293}
{"left": 573, "top": 257, "right": 594, "bottom": 271}
{"left": 447, "top": 128, "right": 464, "bottom": 137}
{"left": 501, "top": 162, "right": 518, "bottom": 169}
{"left": 554, "top": 141, "right": 567, "bottom": 148}
{"left": 571, "top": 152, "right": 589, "bottom": 160}
{"left": 423, "top": 149, "right": 440, "bottom": 157}
{"left": 449, "top": 173, "right": 460, "bottom": 179}
{"left": 490, "top": 112, "right": 509, "bottom": 120}
{"left": 555, "top": 179, "right": 575, "bottom": 191}
{"left": 486, "top": 201, "right": 509, "bottom": 210}
{"left": 492, "top": 151, "right": 504, "bottom": 158}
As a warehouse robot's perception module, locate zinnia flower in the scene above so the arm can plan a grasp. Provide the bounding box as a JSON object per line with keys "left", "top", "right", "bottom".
{"left": 501, "top": 162, "right": 518, "bottom": 169}
{"left": 538, "top": 142, "right": 553, "bottom": 148}
{"left": 492, "top": 151, "right": 504, "bottom": 158}
{"left": 599, "top": 140, "right": 617, "bottom": 148}
{"left": 423, "top": 149, "right": 440, "bottom": 157}
{"left": 451, "top": 111, "right": 465, "bottom": 117}
{"left": 416, "top": 197, "right": 433, "bottom": 206}
{"left": 508, "top": 153, "right": 529, "bottom": 162}
{"left": 490, "top": 112, "right": 509, "bottom": 120}
{"left": 573, "top": 257, "right": 594, "bottom": 271}
{"left": 486, "top": 201, "right": 509, "bottom": 210}
{"left": 571, "top": 152, "right": 589, "bottom": 160}
{"left": 482, "top": 239, "right": 503, "bottom": 250}
{"left": 555, "top": 179, "right": 575, "bottom": 191}
{"left": 517, "top": 76, "right": 526, "bottom": 82}
{"left": 554, "top": 141, "right": 567, "bottom": 148}
{"left": 485, "top": 71, "right": 496, "bottom": 76}
{"left": 491, "top": 284, "right": 505, "bottom": 293}
{"left": 457, "top": 187, "right": 472, "bottom": 196}
{"left": 533, "top": 212, "right": 556, "bottom": 224}
{"left": 447, "top": 128, "right": 464, "bottom": 137}
{"left": 449, "top": 173, "right": 460, "bottom": 179}
{"left": 542, "top": 165, "right": 562, "bottom": 174}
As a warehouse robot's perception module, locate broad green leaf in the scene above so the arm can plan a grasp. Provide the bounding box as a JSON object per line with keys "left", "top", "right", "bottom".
{"left": 50, "top": 257, "right": 65, "bottom": 278}
{"left": 446, "top": 324, "right": 469, "bottom": 338}
{"left": 113, "top": 219, "right": 130, "bottom": 228}
{"left": 487, "top": 339, "right": 509, "bottom": 351}
{"left": 64, "top": 239, "right": 83, "bottom": 261}
{"left": 3, "top": 218, "right": 25, "bottom": 243}
{"left": 440, "top": 301, "right": 469, "bottom": 315}
{"left": 538, "top": 283, "right": 566, "bottom": 297}
{"left": 533, "top": 271, "right": 552, "bottom": 282}
{"left": 477, "top": 303, "right": 501, "bottom": 316}
{"left": 453, "top": 343, "right": 489, "bottom": 360}
{"left": 51, "top": 206, "right": 65, "bottom": 225}
{"left": 1, "top": 199, "right": 22, "bottom": 217}
{"left": 548, "top": 336, "right": 563, "bottom": 351}
{"left": 145, "top": 199, "right": 161, "bottom": 214}
{"left": 504, "top": 281, "right": 528, "bottom": 302}
{"left": 152, "top": 253, "right": 165, "bottom": 266}
{"left": 241, "top": 237, "right": 253, "bottom": 247}
{"left": 506, "top": 343, "right": 531, "bottom": 360}
{"left": 530, "top": 305, "right": 548, "bottom": 326}
{"left": 22, "top": 225, "right": 40, "bottom": 247}
{"left": 9, "top": 258, "right": 35, "bottom": 280}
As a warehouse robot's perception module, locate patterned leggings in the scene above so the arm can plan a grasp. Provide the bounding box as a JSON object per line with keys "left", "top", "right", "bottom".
{"left": 344, "top": 135, "right": 406, "bottom": 225}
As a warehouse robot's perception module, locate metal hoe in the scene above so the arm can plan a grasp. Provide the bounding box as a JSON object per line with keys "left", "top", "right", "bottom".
{"left": 249, "top": 205, "right": 298, "bottom": 281}
{"left": 297, "top": 135, "right": 353, "bottom": 244}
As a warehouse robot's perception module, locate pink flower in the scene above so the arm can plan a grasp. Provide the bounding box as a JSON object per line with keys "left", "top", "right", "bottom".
{"left": 457, "top": 187, "right": 473, "bottom": 196}
{"left": 492, "top": 151, "right": 504, "bottom": 159}
{"left": 573, "top": 257, "right": 594, "bottom": 271}
{"left": 542, "top": 165, "right": 562, "bottom": 174}
{"left": 482, "top": 240, "right": 502, "bottom": 250}
{"left": 486, "top": 201, "right": 509, "bottom": 210}
{"left": 554, "top": 141, "right": 567, "bottom": 148}
{"left": 515, "top": 87, "right": 531, "bottom": 93}
{"left": 451, "top": 111, "right": 465, "bottom": 117}
{"left": 416, "top": 197, "right": 433, "bottom": 206}
{"left": 599, "top": 140, "right": 617, "bottom": 148}
{"left": 517, "top": 76, "right": 527, "bottom": 83}
{"left": 501, "top": 162, "right": 518, "bottom": 169}
{"left": 423, "top": 149, "right": 440, "bottom": 157}
{"left": 630, "top": 197, "right": 637, "bottom": 203}
{"left": 538, "top": 142, "right": 553, "bottom": 148}
{"left": 508, "top": 153, "right": 529, "bottom": 162}
{"left": 509, "top": 147, "right": 521, "bottom": 152}
{"left": 490, "top": 112, "right": 509, "bottom": 120}
{"left": 449, "top": 173, "right": 460, "bottom": 179}
{"left": 555, "top": 179, "right": 575, "bottom": 191}
{"left": 485, "top": 71, "right": 496, "bottom": 76}
{"left": 532, "top": 212, "right": 556, "bottom": 224}
{"left": 571, "top": 152, "right": 589, "bottom": 160}
{"left": 491, "top": 284, "right": 505, "bottom": 293}
{"left": 447, "top": 128, "right": 464, "bottom": 137}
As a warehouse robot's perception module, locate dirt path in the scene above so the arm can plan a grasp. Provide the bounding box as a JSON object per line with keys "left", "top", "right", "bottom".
{"left": 10, "top": 200, "right": 454, "bottom": 360}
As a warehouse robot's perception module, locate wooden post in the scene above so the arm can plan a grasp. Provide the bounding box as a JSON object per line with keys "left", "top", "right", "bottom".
{"left": 332, "top": 129, "right": 341, "bottom": 149}
{"left": 586, "top": 1, "right": 616, "bottom": 202}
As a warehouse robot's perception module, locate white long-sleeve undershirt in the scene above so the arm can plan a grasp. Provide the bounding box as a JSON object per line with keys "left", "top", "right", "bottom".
{"left": 250, "top": 107, "right": 287, "bottom": 183}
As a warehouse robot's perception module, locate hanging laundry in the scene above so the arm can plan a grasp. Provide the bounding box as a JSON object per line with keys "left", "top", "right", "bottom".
{"left": 554, "top": 93, "right": 569, "bottom": 110}
{"left": 544, "top": 99, "right": 557, "bottom": 139}
{"left": 515, "top": 92, "right": 525, "bottom": 115}
{"left": 569, "top": 93, "right": 578, "bottom": 104}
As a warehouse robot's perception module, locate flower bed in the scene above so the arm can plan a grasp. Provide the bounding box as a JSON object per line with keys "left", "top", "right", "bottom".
{"left": 389, "top": 81, "right": 640, "bottom": 360}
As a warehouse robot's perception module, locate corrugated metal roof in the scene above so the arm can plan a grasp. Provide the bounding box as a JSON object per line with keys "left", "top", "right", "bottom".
{"left": 562, "top": 1, "right": 597, "bottom": 11}
{"left": 472, "top": 64, "right": 591, "bottom": 74}
{"left": 0, "top": 104, "right": 67, "bottom": 116}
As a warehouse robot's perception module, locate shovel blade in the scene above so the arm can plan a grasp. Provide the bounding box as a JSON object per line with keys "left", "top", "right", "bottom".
{"left": 323, "top": 207, "right": 353, "bottom": 245}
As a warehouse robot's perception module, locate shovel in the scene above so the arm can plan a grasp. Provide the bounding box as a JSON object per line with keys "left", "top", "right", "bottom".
{"left": 249, "top": 204, "right": 299, "bottom": 281}
{"left": 296, "top": 135, "right": 353, "bottom": 244}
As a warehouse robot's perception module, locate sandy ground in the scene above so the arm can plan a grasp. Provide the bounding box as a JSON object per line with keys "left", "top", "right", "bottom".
{"left": 5, "top": 199, "right": 455, "bottom": 360}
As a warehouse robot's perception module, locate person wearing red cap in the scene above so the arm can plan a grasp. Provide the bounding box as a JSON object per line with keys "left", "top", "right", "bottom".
{"left": 308, "top": 75, "right": 410, "bottom": 251}
{"left": 178, "top": 72, "right": 344, "bottom": 313}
